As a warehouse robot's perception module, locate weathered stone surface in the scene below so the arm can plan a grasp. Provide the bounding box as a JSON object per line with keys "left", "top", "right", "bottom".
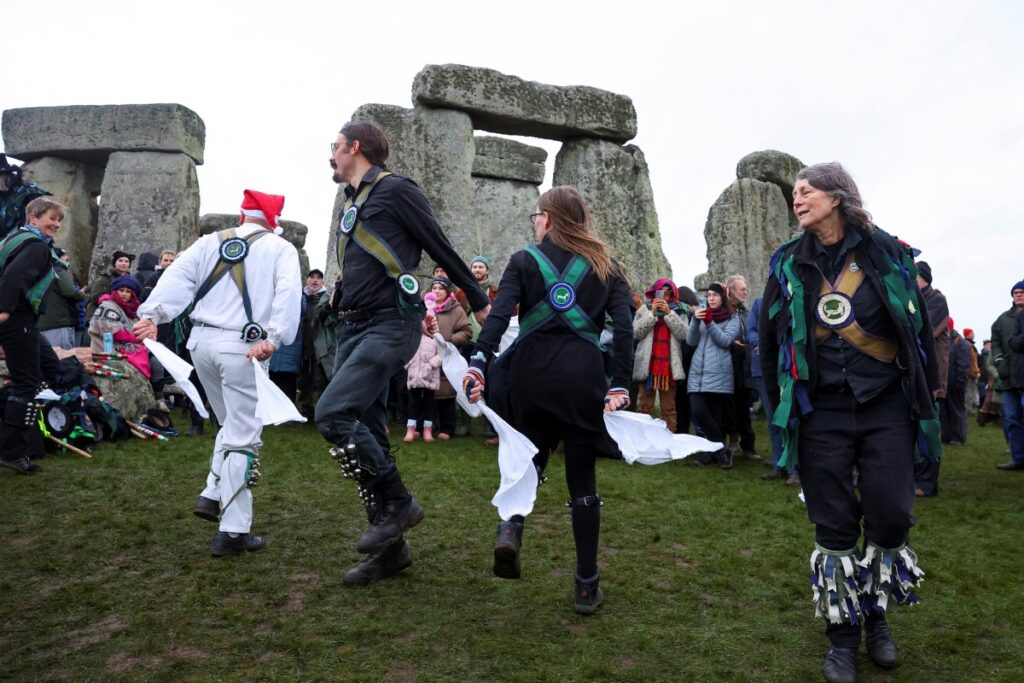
{"left": 92, "top": 152, "right": 200, "bottom": 281}
{"left": 199, "top": 214, "right": 308, "bottom": 249}
{"left": 695, "top": 178, "right": 792, "bottom": 298}
{"left": 21, "top": 157, "right": 104, "bottom": 280}
{"left": 325, "top": 105, "right": 475, "bottom": 285}
{"left": 553, "top": 139, "right": 670, "bottom": 291}
{"left": 412, "top": 64, "right": 637, "bottom": 143}
{"left": 469, "top": 177, "right": 539, "bottom": 279}
{"left": 2, "top": 104, "right": 205, "bottom": 165}
{"left": 199, "top": 213, "right": 310, "bottom": 276}
{"left": 472, "top": 136, "right": 546, "bottom": 185}
{"left": 737, "top": 149, "right": 804, "bottom": 231}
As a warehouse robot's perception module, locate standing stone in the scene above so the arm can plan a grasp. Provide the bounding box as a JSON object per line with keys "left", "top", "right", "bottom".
{"left": 20, "top": 157, "right": 104, "bottom": 280}
{"left": 412, "top": 64, "right": 637, "bottom": 143}
{"left": 2, "top": 104, "right": 205, "bottom": 165}
{"left": 325, "top": 105, "right": 475, "bottom": 286}
{"left": 199, "top": 214, "right": 309, "bottom": 277}
{"left": 93, "top": 152, "right": 200, "bottom": 281}
{"left": 695, "top": 178, "right": 791, "bottom": 298}
{"left": 472, "top": 136, "right": 546, "bottom": 185}
{"left": 470, "top": 178, "right": 538, "bottom": 279}
{"left": 736, "top": 149, "right": 804, "bottom": 232}
{"left": 554, "top": 139, "right": 670, "bottom": 291}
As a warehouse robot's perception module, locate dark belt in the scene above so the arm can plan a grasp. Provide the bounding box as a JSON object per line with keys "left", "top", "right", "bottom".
{"left": 338, "top": 307, "right": 398, "bottom": 323}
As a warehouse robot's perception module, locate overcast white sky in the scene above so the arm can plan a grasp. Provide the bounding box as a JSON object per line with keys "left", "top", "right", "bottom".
{"left": 2, "top": 0, "right": 1021, "bottom": 337}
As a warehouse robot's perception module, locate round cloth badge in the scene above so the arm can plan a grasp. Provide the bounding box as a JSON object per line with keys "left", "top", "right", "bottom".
{"left": 815, "top": 292, "right": 855, "bottom": 329}
{"left": 341, "top": 206, "right": 358, "bottom": 234}
{"left": 397, "top": 273, "right": 420, "bottom": 296}
{"left": 849, "top": 262, "right": 861, "bottom": 272}
{"left": 241, "top": 322, "right": 268, "bottom": 343}
{"left": 548, "top": 282, "right": 576, "bottom": 311}
{"left": 220, "top": 237, "right": 249, "bottom": 263}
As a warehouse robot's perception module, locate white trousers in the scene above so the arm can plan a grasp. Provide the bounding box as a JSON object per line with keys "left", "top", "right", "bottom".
{"left": 189, "top": 327, "right": 264, "bottom": 534}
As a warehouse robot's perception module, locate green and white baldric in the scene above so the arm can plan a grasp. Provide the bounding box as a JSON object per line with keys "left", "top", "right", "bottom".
{"left": 0, "top": 229, "right": 57, "bottom": 314}
{"left": 516, "top": 245, "right": 604, "bottom": 350}
{"left": 192, "top": 229, "right": 272, "bottom": 342}
{"left": 336, "top": 171, "right": 420, "bottom": 299}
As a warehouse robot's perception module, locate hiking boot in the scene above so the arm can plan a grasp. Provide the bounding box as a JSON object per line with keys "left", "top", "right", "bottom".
{"left": 719, "top": 448, "right": 734, "bottom": 469}
{"left": 355, "top": 496, "right": 425, "bottom": 554}
{"left": 493, "top": 520, "right": 524, "bottom": 579}
{"left": 822, "top": 646, "right": 857, "bottom": 683}
{"left": 743, "top": 449, "right": 761, "bottom": 461}
{"left": 785, "top": 473, "right": 801, "bottom": 486}
{"left": 342, "top": 539, "right": 412, "bottom": 586}
{"left": 1, "top": 455, "right": 42, "bottom": 474}
{"left": 211, "top": 531, "right": 266, "bottom": 556}
{"left": 194, "top": 495, "right": 220, "bottom": 523}
{"left": 574, "top": 572, "right": 605, "bottom": 615}
{"left": 865, "top": 618, "right": 898, "bottom": 668}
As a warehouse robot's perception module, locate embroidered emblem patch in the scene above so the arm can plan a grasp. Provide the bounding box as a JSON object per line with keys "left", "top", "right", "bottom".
{"left": 341, "top": 206, "right": 358, "bottom": 234}
{"left": 242, "top": 322, "right": 267, "bottom": 342}
{"left": 549, "top": 282, "right": 576, "bottom": 312}
{"left": 220, "top": 237, "right": 248, "bottom": 263}
{"left": 398, "top": 273, "right": 420, "bottom": 295}
{"left": 815, "top": 292, "right": 854, "bottom": 329}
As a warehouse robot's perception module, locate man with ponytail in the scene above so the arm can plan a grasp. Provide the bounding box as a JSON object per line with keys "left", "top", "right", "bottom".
{"left": 465, "top": 186, "right": 634, "bottom": 614}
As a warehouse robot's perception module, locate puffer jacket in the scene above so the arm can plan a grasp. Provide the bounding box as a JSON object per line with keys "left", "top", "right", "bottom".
{"left": 406, "top": 334, "right": 442, "bottom": 390}
{"left": 686, "top": 313, "right": 740, "bottom": 394}
{"left": 632, "top": 303, "right": 687, "bottom": 381}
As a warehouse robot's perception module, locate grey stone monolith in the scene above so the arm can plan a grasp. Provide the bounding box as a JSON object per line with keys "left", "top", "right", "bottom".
{"left": 20, "top": 157, "right": 104, "bottom": 279}
{"left": 2, "top": 104, "right": 205, "bottom": 165}
{"left": 92, "top": 152, "right": 200, "bottom": 281}
{"left": 469, "top": 177, "right": 538, "bottom": 279}
{"left": 736, "top": 149, "right": 804, "bottom": 231}
{"left": 472, "top": 136, "right": 546, "bottom": 185}
{"left": 553, "top": 139, "right": 670, "bottom": 290}
{"left": 695, "top": 178, "right": 792, "bottom": 298}
{"left": 412, "top": 64, "right": 637, "bottom": 142}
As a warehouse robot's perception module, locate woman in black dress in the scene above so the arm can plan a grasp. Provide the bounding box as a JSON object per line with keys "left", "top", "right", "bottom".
{"left": 466, "top": 186, "right": 633, "bottom": 614}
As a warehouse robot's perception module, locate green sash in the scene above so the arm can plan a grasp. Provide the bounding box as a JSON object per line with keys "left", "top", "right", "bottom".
{"left": 517, "top": 245, "right": 603, "bottom": 350}
{"left": 0, "top": 230, "right": 57, "bottom": 314}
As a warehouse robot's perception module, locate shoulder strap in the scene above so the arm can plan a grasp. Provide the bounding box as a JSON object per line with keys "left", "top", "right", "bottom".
{"left": 192, "top": 228, "right": 271, "bottom": 305}
{"left": 0, "top": 231, "right": 39, "bottom": 271}
{"left": 336, "top": 171, "right": 405, "bottom": 278}
{"left": 517, "top": 245, "right": 603, "bottom": 350}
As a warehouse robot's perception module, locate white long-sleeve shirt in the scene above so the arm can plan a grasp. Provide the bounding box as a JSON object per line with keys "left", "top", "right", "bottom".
{"left": 138, "top": 224, "right": 302, "bottom": 351}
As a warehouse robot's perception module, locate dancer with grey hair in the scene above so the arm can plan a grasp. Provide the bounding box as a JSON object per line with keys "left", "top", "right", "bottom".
{"left": 760, "top": 162, "right": 940, "bottom": 682}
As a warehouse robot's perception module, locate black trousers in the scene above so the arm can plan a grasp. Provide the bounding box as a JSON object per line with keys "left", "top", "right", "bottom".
{"left": 725, "top": 385, "right": 756, "bottom": 451}
{"left": 940, "top": 385, "right": 968, "bottom": 443}
{"left": 0, "top": 312, "right": 60, "bottom": 458}
{"left": 407, "top": 388, "right": 437, "bottom": 426}
{"left": 436, "top": 397, "right": 456, "bottom": 436}
{"left": 799, "top": 388, "right": 916, "bottom": 550}
{"left": 690, "top": 392, "right": 730, "bottom": 445}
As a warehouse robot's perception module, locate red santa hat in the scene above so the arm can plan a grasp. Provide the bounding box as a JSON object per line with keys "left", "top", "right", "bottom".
{"left": 240, "top": 189, "right": 285, "bottom": 235}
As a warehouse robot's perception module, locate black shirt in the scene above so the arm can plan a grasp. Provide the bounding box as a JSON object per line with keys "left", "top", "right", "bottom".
{"left": 813, "top": 229, "right": 901, "bottom": 401}
{"left": 337, "top": 166, "right": 488, "bottom": 313}
{"left": 0, "top": 231, "right": 53, "bottom": 316}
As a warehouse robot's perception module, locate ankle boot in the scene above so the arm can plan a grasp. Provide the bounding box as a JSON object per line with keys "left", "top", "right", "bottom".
{"left": 403, "top": 425, "right": 417, "bottom": 443}
{"left": 865, "top": 616, "right": 898, "bottom": 668}
{"left": 574, "top": 572, "right": 604, "bottom": 615}
{"left": 822, "top": 646, "right": 857, "bottom": 683}
{"left": 422, "top": 425, "right": 434, "bottom": 442}
{"left": 355, "top": 474, "right": 425, "bottom": 553}
{"left": 493, "top": 519, "right": 524, "bottom": 579}
{"left": 342, "top": 539, "right": 413, "bottom": 586}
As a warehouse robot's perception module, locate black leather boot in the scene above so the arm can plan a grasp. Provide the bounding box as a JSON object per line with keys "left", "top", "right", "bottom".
{"left": 193, "top": 495, "right": 220, "bottom": 522}
{"left": 493, "top": 519, "right": 524, "bottom": 579}
{"left": 211, "top": 531, "right": 266, "bottom": 556}
{"left": 865, "top": 616, "right": 898, "bottom": 668}
{"left": 355, "top": 488, "right": 424, "bottom": 554}
{"left": 574, "top": 572, "right": 604, "bottom": 615}
{"left": 342, "top": 539, "right": 413, "bottom": 586}
{"left": 822, "top": 646, "right": 857, "bottom": 683}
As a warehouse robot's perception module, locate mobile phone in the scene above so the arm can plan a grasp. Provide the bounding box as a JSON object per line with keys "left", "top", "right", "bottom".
{"left": 655, "top": 290, "right": 665, "bottom": 300}
{"left": 698, "top": 298, "right": 707, "bottom": 309}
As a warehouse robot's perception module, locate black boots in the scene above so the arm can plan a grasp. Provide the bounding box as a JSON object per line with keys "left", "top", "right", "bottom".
{"left": 822, "top": 646, "right": 857, "bottom": 683}
{"left": 211, "top": 531, "right": 266, "bottom": 556}
{"left": 342, "top": 539, "right": 413, "bottom": 586}
{"left": 865, "top": 617, "right": 898, "bottom": 668}
{"left": 193, "top": 496, "right": 220, "bottom": 522}
{"left": 574, "top": 572, "right": 604, "bottom": 615}
{"left": 493, "top": 520, "right": 524, "bottom": 579}
{"left": 355, "top": 495, "right": 425, "bottom": 553}
{"left": 1, "top": 454, "right": 42, "bottom": 474}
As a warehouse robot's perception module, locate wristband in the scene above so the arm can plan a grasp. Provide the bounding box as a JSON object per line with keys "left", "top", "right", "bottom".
{"left": 604, "top": 387, "right": 630, "bottom": 410}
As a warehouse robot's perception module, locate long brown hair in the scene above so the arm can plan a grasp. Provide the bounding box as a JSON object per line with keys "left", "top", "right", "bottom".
{"left": 538, "top": 186, "right": 615, "bottom": 282}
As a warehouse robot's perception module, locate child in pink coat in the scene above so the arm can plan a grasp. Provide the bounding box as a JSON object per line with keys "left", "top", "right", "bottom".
{"left": 404, "top": 331, "right": 442, "bottom": 442}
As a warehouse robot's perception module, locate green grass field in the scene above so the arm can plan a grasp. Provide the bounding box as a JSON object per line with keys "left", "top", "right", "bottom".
{"left": 2, "top": 413, "right": 1023, "bottom": 682}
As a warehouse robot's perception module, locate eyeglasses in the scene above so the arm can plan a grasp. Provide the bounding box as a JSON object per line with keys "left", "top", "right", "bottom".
{"left": 530, "top": 212, "right": 544, "bottom": 221}
{"left": 331, "top": 142, "right": 350, "bottom": 155}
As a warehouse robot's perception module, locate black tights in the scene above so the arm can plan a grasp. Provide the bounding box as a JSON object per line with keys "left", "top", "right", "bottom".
{"left": 513, "top": 440, "right": 600, "bottom": 578}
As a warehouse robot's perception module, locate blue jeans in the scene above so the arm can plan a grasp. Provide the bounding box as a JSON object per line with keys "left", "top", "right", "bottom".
{"left": 315, "top": 311, "right": 422, "bottom": 485}
{"left": 753, "top": 376, "right": 788, "bottom": 472}
{"left": 1002, "top": 388, "right": 1024, "bottom": 463}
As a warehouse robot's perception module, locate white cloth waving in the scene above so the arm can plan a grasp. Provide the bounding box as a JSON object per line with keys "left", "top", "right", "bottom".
{"left": 142, "top": 338, "right": 209, "bottom": 418}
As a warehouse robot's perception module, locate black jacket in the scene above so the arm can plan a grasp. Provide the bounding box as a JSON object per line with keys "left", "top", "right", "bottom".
{"left": 759, "top": 225, "right": 939, "bottom": 421}
{"left": 1008, "top": 308, "right": 1024, "bottom": 390}
{"left": 0, "top": 233, "right": 53, "bottom": 316}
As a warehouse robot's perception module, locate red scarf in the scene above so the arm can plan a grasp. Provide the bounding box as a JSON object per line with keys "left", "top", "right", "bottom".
{"left": 649, "top": 315, "right": 674, "bottom": 391}
{"left": 706, "top": 306, "right": 733, "bottom": 325}
{"left": 101, "top": 291, "right": 140, "bottom": 319}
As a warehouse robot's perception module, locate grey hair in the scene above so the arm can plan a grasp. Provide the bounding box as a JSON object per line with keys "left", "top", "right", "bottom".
{"left": 796, "top": 162, "right": 874, "bottom": 233}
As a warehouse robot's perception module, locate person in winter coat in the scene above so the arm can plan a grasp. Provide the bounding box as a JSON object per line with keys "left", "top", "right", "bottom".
{"left": 133, "top": 251, "right": 159, "bottom": 293}
{"left": 431, "top": 277, "right": 472, "bottom": 438}
{"left": 687, "top": 282, "right": 741, "bottom": 467}
{"left": 633, "top": 278, "right": 687, "bottom": 432}
{"left": 992, "top": 280, "right": 1024, "bottom": 470}
{"left": 268, "top": 293, "right": 305, "bottom": 405}
{"left": 38, "top": 249, "right": 85, "bottom": 349}
{"left": 404, "top": 331, "right": 442, "bottom": 442}
{"left": 86, "top": 250, "right": 134, "bottom": 320}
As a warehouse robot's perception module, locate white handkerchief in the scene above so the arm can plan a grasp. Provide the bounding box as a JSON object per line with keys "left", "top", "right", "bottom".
{"left": 605, "top": 410, "right": 724, "bottom": 465}
{"left": 142, "top": 338, "right": 209, "bottom": 419}
{"left": 251, "top": 358, "right": 307, "bottom": 425}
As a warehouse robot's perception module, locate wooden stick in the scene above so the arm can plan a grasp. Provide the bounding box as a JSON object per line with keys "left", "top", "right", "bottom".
{"left": 45, "top": 434, "right": 92, "bottom": 459}
{"left": 126, "top": 420, "right": 170, "bottom": 442}
{"left": 130, "top": 429, "right": 148, "bottom": 440}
